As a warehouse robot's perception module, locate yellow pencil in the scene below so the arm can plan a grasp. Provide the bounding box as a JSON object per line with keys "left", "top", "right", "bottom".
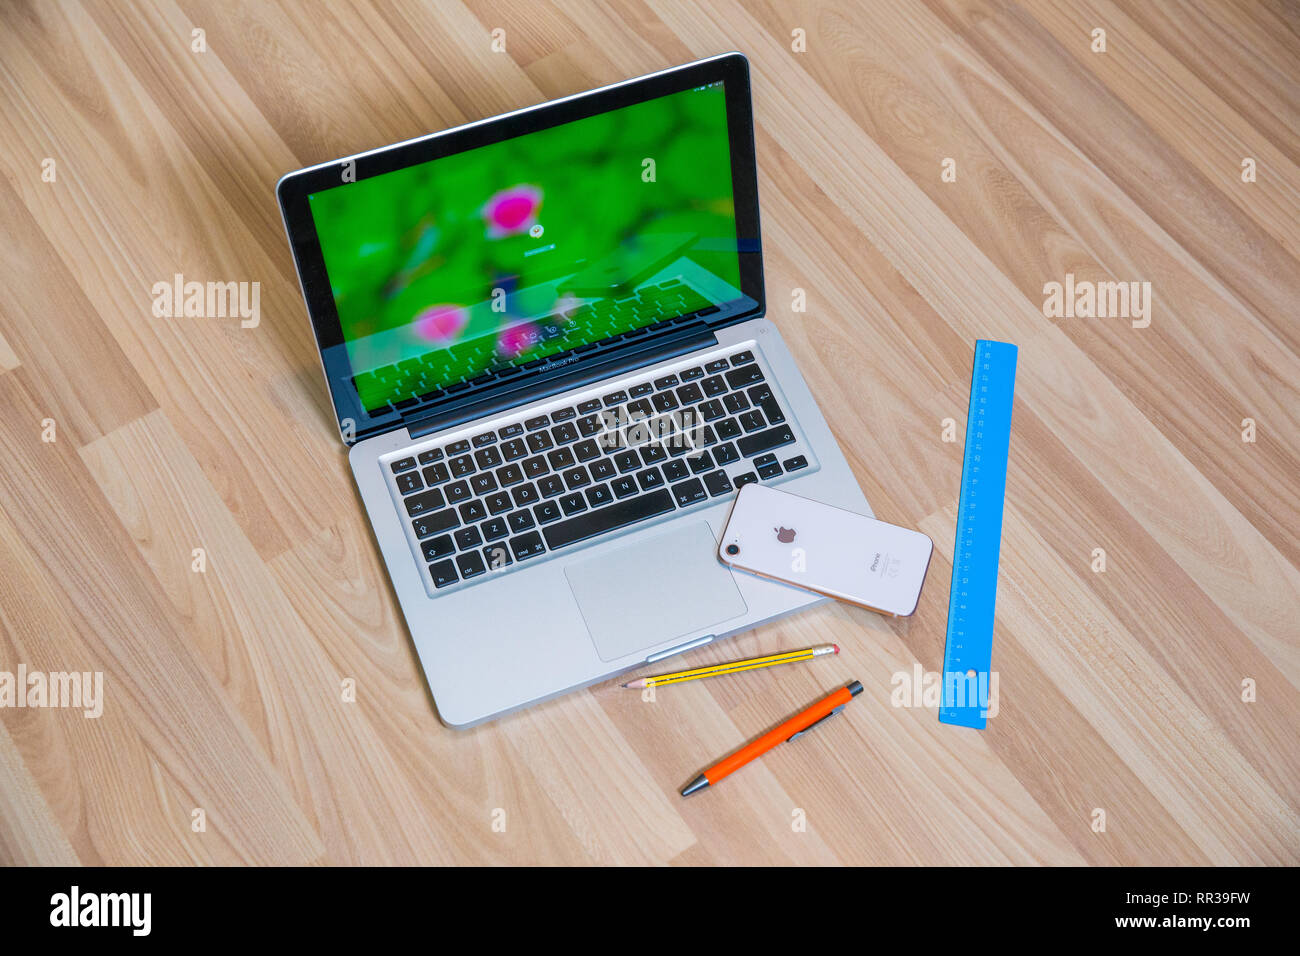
{"left": 621, "top": 644, "right": 839, "bottom": 689}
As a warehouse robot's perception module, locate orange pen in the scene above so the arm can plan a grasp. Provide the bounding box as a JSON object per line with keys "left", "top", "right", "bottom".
{"left": 681, "top": 680, "right": 863, "bottom": 796}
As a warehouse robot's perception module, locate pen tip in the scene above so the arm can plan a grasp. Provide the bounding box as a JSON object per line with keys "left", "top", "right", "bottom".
{"left": 681, "top": 775, "right": 710, "bottom": 797}
{"left": 833, "top": 644, "right": 840, "bottom": 654}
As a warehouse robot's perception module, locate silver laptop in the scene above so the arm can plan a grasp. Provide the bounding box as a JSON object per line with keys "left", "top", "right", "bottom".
{"left": 277, "top": 53, "right": 871, "bottom": 727}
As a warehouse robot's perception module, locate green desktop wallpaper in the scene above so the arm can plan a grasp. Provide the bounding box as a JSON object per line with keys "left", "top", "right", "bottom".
{"left": 308, "top": 83, "right": 739, "bottom": 412}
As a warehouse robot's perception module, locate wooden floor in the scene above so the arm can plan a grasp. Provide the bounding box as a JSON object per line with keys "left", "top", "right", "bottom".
{"left": 1, "top": 0, "right": 1297, "bottom": 866}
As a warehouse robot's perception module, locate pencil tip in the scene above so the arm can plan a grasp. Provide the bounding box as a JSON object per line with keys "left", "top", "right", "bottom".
{"left": 833, "top": 644, "right": 840, "bottom": 654}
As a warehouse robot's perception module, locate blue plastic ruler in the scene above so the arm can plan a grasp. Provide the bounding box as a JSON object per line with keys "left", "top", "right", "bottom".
{"left": 940, "top": 340, "right": 1017, "bottom": 729}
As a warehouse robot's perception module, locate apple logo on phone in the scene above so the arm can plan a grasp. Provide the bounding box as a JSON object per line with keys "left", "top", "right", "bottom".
{"left": 775, "top": 526, "right": 796, "bottom": 543}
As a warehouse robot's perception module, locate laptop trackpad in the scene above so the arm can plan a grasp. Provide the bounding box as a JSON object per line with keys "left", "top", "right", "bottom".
{"left": 565, "top": 522, "right": 748, "bottom": 663}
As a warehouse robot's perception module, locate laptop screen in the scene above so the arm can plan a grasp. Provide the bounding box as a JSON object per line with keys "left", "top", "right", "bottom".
{"left": 306, "top": 81, "right": 741, "bottom": 415}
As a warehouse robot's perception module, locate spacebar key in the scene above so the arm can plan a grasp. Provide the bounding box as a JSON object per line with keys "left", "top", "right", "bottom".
{"left": 737, "top": 424, "right": 795, "bottom": 458}
{"left": 542, "top": 489, "right": 675, "bottom": 549}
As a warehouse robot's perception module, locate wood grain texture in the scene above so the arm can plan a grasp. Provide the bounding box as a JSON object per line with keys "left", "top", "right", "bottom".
{"left": 0, "top": 0, "right": 1296, "bottom": 865}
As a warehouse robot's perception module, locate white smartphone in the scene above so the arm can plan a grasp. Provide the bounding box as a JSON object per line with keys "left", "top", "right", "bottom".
{"left": 718, "top": 484, "right": 934, "bottom": 617}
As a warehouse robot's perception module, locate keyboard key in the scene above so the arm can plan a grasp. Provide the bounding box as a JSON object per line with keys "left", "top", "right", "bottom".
{"left": 449, "top": 454, "right": 475, "bottom": 477}
{"left": 687, "top": 450, "right": 713, "bottom": 474}
{"left": 602, "top": 390, "right": 628, "bottom": 407}
{"left": 737, "top": 425, "right": 795, "bottom": 458}
{"left": 522, "top": 455, "right": 548, "bottom": 479}
{"left": 447, "top": 439, "right": 471, "bottom": 455}
{"left": 405, "top": 487, "right": 446, "bottom": 516}
{"left": 510, "top": 532, "right": 546, "bottom": 561}
{"left": 548, "top": 447, "right": 575, "bottom": 470}
{"left": 725, "top": 365, "right": 764, "bottom": 389}
{"left": 422, "top": 462, "right": 450, "bottom": 485}
{"left": 724, "top": 392, "right": 749, "bottom": 414}
{"left": 585, "top": 484, "right": 613, "bottom": 507}
{"left": 680, "top": 366, "right": 704, "bottom": 381}
{"left": 391, "top": 456, "right": 417, "bottom": 474}
{"left": 472, "top": 431, "right": 497, "bottom": 447}
{"left": 563, "top": 466, "right": 590, "bottom": 490}
{"left": 654, "top": 374, "right": 680, "bottom": 390}
{"left": 412, "top": 508, "right": 458, "bottom": 539}
{"left": 639, "top": 444, "right": 667, "bottom": 467}
{"left": 551, "top": 407, "right": 576, "bottom": 422}
{"left": 508, "top": 509, "right": 536, "bottom": 533}
{"left": 574, "top": 439, "right": 601, "bottom": 462}
{"left": 652, "top": 391, "right": 679, "bottom": 413}
{"left": 738, "top": 410, "right": 766, "bottom": 432}
{"left": 543, "top": 489, "right": 675, "bottom": 550}
{"left": 455, "top": 526, "right": 483, "bottom": 550}
{"left": 715, "top": 418, "right": 742, "bottom": 440}
{"left": 611, "top": 476, "right": 637, "bottom": 498}
{"left": 552, "top": 422, "right": 578, "bottom": 444}
{"left": 626, "top": 397, "right": 654, "bottom": 420}
{"left": 534, "top": 500, "right": 562, "bottom": 523}
{"left": 629, "top": 382, "right": 654, "bottom": 398}
{"left": 576, "top": 414, "right": 602, "bottom": 437}
{"left": 511, "top": 482, "right": 539, "bottom": 506}
{"left": 429, "top": 560, "right": 458, "bottom": 588}
{"left": 497, "top": 423, "right": 523, "bottom": 439}
{"left": 482, "top": 517, "right": 510, "bottom": 541}
{"left": 676, "top": 383, "right": 703, "bottom": 404}
{"left": 672, "top": 478, "right": 707, "bottom": 507}
{"left": 470, "top": 473, "right": 497, "bottom": 495}
{"left": 730, "top": 350, "right": 755, "bottom": 365}
{"left": 417, "top": 448, "right": 443, "bottom": 465}
{"left": 783, "top": 455, "right": 809, "bottom": 472}
{"left": 396, "top": 472, "right": 424, "bottom": 498}
{"left": 702, "top": 376, "right": 727, "bottom": 397}
{"left": 475, "top": 446, "right": 502, "bottom": 469}
{"left": 590, "top": 458, "right": 616, "bottom": 481}
{"left": 713, "top": 442, "right": 740, "bottom": 465}
{"left": 560, "top": 493, "right": 587, "bottom": 516}
{"left": 663, "top": 459, "right": 689, "bottom": 483}
{"left": 613, "top": 450, "right": 640, "bottom": 473}
{"left": 526, "top": 431, "right": 553, "bottom": 453}
{"left": 577, "top": 398, "right": 602, "bottom": 414}
{"left": 699, "top": 399, "right": 725, "bottom": 422}
{"left": 456, "top": 551, "right": 487, "bottom": 579}
{"left": 501, "top": 439, "right": 528, "bottom": 464}
{"left": 734, "top": 472, "right": 758, "bottom": 488}
{"left": 483, "top": 543, "right": 512, "bottom": 570}
{"left": 525, "top": 415, "right": 549, "bottom": 431}
{"left": 757, "top": 458, "right": 782, "bottom": 480}
{"left": 705, "top": 359, "right": 729, "bottom": 374}
{"left": 459, "top": 500, "right": 486, "bottom": 523}
{"left": 445, "top": 480, "right": 471, "bottom": 503}
{"left": 703, "top": 470, "right": 733, "bottom": 497}
{"left": 539, "top": 475, "right": 565, "bottom": 497}
{"left": 422, "top": 534, "right": 454, "bottom": 562}
{"left": 496, "top": 463, "right": 524, "bottom": 486}
{"left": 636, "top": 467, "right": 664, "bottom": 490}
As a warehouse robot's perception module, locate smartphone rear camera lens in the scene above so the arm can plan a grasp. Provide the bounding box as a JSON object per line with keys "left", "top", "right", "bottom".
{"left": 725, "top": 544, "right": 740, "bottom": 556}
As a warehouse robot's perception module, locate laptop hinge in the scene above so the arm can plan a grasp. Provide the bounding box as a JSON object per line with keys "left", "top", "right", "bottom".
{"left": 404, "top": 324, "right": 718, "bottom": 440}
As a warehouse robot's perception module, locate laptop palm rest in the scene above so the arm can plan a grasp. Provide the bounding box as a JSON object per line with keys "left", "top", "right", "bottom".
{"left": 564, "top": 522, "right": 748, "bottom": 663}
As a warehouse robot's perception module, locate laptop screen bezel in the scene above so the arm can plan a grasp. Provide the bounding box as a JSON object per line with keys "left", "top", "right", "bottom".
{"left": 277, "top": 52, "right": 763, "bottom": 444}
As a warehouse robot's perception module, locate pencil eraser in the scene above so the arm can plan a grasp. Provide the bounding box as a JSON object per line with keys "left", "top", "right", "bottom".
{"left": 833, "top": 644, "right": 840, "bottom": 654}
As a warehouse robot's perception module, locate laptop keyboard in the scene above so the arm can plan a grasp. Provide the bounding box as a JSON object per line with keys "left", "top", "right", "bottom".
{"left": 385, "top": 346, "right": 813, "bottom": 592}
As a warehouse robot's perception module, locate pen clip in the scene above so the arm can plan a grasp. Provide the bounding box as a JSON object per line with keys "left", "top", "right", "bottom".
{"left": 787, "top": 704, "right": 846, "bottom": 742}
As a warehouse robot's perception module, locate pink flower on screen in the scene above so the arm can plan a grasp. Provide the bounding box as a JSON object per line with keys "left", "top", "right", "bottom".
{"left": 483, "top": 184, "right": 542, "bottom": 237}
{"left": 413, "top": 304, "right": 467, "bottom": 344}
{"left": 497, "top": 321, "right": 538, "bottom": 358}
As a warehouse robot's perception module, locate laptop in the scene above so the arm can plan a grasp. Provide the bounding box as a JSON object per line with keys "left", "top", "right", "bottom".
{"left": 277, "top": 52, "right": 872, "bottom": 727}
